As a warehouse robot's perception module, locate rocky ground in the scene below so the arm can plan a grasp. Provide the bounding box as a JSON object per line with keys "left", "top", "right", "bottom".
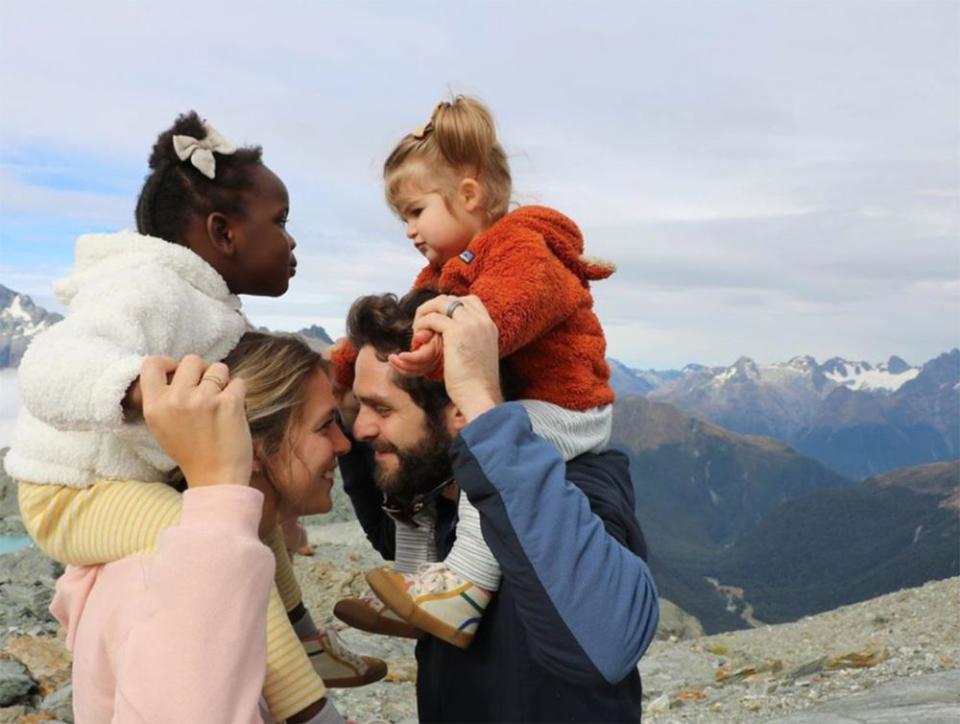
{"left": 1, "top": 505, "right": 957, "bottom": 722}
{"left": 638, "top": 576, "right": 960, "bottom": 722}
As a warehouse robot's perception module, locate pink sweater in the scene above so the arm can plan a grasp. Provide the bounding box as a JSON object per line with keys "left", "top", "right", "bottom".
{"left": 51, "top": 486, "right": 274, "bottom": 724}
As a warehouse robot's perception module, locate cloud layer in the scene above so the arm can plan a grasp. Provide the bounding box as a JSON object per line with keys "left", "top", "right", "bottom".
{"left": 1, "top": 1, "right": 957, "bottom": 368}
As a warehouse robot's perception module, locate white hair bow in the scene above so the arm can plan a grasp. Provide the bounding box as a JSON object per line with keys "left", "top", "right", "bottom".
{"left": 172, "top": 121, "right": 237, "bottom": 180}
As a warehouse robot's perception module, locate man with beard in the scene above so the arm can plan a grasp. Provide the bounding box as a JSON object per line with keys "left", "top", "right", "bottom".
{"left": 335, "top": 289, "right": 658, "bottom": 723}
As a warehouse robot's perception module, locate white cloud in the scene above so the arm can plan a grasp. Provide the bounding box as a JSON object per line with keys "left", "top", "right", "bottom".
{"left": 0, "top": 0, "right": 957, "bottom": 368}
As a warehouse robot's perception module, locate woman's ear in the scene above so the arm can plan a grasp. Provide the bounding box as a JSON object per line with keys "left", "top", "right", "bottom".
{"left": 205, "top": 212, "right": 236, "bottom": 256}
{"left": 458, "top": 178, "right": 485, "bottom": 213}
{"left": 250, "top": 441, "right": 267, "bottom": 474}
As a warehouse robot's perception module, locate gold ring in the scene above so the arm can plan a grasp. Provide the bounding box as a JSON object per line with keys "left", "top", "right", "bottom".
{"left": 200, "top": 374, "right": 228, "bottom": 391}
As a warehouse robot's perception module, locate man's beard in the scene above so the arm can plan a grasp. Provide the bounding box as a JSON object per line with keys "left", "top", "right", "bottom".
{"left": 372, "top": 418, "right": 453, "bottom": 499}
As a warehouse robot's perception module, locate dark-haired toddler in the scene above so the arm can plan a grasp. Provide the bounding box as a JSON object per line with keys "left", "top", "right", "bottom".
{"left": 6, "top": 113, "right": 380, "bottom": 724}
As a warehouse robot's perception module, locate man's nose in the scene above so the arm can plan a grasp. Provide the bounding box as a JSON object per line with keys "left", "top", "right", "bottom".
{"left": 352, "top": 407, "right": 376, "bottom": 441}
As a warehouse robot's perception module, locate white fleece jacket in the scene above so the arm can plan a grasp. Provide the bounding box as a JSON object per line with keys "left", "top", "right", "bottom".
{"left": 4, "top": 231, "right": 249, "bottom": 488}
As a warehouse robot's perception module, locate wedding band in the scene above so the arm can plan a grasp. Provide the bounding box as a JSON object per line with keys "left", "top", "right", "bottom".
{"left": 445, "top": 299, "right": 465, "bottom": 318}
{"left": 200, "top": 374, "right": 227, "bottom": 391}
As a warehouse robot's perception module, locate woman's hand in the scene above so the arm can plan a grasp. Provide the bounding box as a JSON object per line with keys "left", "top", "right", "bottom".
{"left": 408, "top": 295, "right": 503, "bottom": 422}
{"left": 141, "top": 355, "right": 252, "bottom": 488}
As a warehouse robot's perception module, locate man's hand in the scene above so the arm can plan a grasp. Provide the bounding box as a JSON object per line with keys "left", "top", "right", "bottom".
{"left": 408, "top": 295, "right": 503, "bottom": 422}
{"left": 141, "top": 355, "right": 252, "bottom": 488}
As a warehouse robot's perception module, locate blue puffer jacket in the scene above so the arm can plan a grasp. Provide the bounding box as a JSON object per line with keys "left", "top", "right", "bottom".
{"left": 341, "top": 402, "right": 659, "bottom": 723}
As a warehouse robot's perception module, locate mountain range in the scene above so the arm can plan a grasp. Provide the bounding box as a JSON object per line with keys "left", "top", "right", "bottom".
{"left": 612, "top": 351, "right": 959, "bottom": 479}
{"left": 611, "top": 395, "right": 853, "bottom": 548}
{"left": 0, "top": 284, "right": 63, "bottom": 368}
{"left": 0, "top": 284, "right": 333, "bottom": 369}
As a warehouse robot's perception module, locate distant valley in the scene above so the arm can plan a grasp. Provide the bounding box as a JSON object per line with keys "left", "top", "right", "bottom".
{"left": 613, "top": 392, "right": 959, "bottom": 633}
{"left": 706, "top": 460, "right": 959, "bottom": 624}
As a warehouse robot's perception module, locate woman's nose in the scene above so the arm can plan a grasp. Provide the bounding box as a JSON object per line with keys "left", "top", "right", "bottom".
{"left": 331, "top": 420, "right": 351, "bottom": 455}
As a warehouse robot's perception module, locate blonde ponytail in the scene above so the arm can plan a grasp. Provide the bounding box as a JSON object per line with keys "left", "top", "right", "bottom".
{"left": 385, "top": 95, "right": 512, "bottom": 220}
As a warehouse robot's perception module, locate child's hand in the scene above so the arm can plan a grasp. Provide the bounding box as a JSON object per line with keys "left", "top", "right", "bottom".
{"left": 122, "top": 378, "right": 144, "bottom": 420}
{"left": 324, "top": 336, "right": 360, "bottom": 418}
{"left": 388, "top": 330, "right": 443, "bottom": 377}
{"left": 405, "top": 295, "right": 503, "bottom": 421}
{"left": 322, "top": 336, "right": 348, "bottom": 363}
{"left": 124, "top": 370, "right": 176, "bottom": 421}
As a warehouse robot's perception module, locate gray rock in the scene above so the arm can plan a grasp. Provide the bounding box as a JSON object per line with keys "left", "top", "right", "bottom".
{"left": 0, "top": 517, "right": 27, "bottom": 537}
{"left": 40, "top": 683, "right": 73, "bottom": 723}
{"left": 0, "top": 451, "right": 26, "bottom": 536}
{"left": 638, "top": 644, "right": 718, "bottom": 696}
{"left": 657, "top": 598, "right": 705, "bottom": 641}
{"left": 769, "top": 669, "right": 960, "bottom": 723}
{"left": 0, "top": 705, "right": 26, "bottom": 723}
{"left": 786, "top": 655, "right": 829, "bottom": 680}
{"left": 0, "top": 657, "right": 35, "bottom": 706}
{"left": 0, "top": 546, "right": 63, "bottom": 632}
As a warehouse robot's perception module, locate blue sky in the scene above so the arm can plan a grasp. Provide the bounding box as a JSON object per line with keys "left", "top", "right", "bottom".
{"left": 1, "top": 0, "right": 957, "bottom": 369}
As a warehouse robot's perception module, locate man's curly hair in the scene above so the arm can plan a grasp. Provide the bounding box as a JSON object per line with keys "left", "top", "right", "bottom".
{"left": 346, "top": 289, "right": 452, "bottom": 421}
{"left": 346, "top": 289, "right": 523, "bottom": 418}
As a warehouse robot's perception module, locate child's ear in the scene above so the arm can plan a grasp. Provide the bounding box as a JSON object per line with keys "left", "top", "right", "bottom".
{"left": 458, "top": 178, "right": 484, "bottom": 213}
{"left": 205, "top": 212, "right": 236, "bottom": 256}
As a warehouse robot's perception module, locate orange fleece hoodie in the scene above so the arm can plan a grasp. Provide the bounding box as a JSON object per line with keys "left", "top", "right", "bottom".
{"left": 334, "top": 206, "right": 615, "bottom": 411}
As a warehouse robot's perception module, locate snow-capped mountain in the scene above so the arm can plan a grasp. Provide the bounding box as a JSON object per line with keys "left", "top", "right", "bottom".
{"left": 608, "top": 351, "right": 957, "bottom": 479}
{"left": 1, "top": 283, "right": 335, "bottom": 368}
{"left": 819, "top": 356, "right": 918, "bottom": 392}
{"left": 794, "top": 349, "right": 960, "bottom": 478}
{"left": 0, "top": 284, "right": 63, "bottom": 369}
{"left": 609, "top": 354, "right": 921, "bottom": 402}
